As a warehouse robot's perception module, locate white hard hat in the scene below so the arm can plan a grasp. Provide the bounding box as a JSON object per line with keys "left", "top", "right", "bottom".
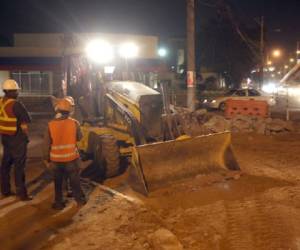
{"left": 2, "top": 79, "right": 20, "bottom": 90}
{"left": 65, "top": 96, "right": 75, "bottom": 106}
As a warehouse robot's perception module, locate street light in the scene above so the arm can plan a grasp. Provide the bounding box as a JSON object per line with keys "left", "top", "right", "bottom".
{"left": 272, "top": 49, "right": 282, "bottom": 58}
{"left": 85, "top": 39, "right": 114, "bottom": 64}
{"left": 158, "top": 48, "right": 167, "bottom": 57}
{"left": 119, "top": 42, "right": 139, "bottom": 58}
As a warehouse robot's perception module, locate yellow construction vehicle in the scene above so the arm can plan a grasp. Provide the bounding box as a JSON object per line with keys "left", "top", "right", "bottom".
{"left": 64, "top": 55, "right": 240, "bottom": 195}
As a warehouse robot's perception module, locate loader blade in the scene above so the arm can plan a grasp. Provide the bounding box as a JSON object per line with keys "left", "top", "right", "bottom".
{"left": 128, "top": 132, "right": 240, "bottom": 195}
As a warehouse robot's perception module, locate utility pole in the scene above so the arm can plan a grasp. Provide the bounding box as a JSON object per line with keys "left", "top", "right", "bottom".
{"left": 186, "top": 0, "right": 196, "bottom": 110}
{"left": 297, "top": 41, "right": 300, "bottom": 63}
{"left": 259, "top": 16, "right": 264, "bottom": 89}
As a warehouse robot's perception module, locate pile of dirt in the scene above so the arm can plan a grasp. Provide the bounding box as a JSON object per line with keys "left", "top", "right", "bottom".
{"left": 42, "top": 187, "right": 175, "bottom": 250}
{"left": 173, "top": 107, "right": 295, "bottom": 136}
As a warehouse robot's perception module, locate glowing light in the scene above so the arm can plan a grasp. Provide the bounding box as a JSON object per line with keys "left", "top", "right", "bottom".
{"left": 272, "top": 49, "right": 282, "bottom": 58}
{"left": 119, "top": 42, "right": 139, "bottom": 58}
{"left": 158, "top": 48, "right": 167, "bottom": 57}
{"left": 290, "top": 58, "right": 295, "bottom": 63}
{"left": 289, "top": 87, "right": 300, "bottom": 97}
{"left": 267, "top": 60, "right": 272, "bottom": 65}
{"left": 268, "top": 66, "right": 275, "bottom": 72}
{"left": 284, "top": 65, "right": 289, "bottom": 69}
{"left": 262, "top": 82, "right": 277, "bottom": 94}
{"left": 104, "top": 66, "right": 115, "bottom": 74}
{"left": 297, "top": 50, "right": 300, "bottom": 55}
{"left": 85, "top": 40, "right": 114, "bottom": 64}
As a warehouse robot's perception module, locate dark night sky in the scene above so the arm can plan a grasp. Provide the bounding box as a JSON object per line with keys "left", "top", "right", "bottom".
{"left": 0, "top": 0, "right": 299, "bottom": 51}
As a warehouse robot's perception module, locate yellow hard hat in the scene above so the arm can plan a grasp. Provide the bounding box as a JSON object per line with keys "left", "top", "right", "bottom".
{"left": 2, "top": 79, "right": 20, "bottom": 90}
{"left": 56, "top": 99, "right": 72, "bottom": 112}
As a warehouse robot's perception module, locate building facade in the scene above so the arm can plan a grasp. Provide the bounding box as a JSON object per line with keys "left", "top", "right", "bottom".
{"left": 0, "top": 33, "right": 159, "bottom": 96}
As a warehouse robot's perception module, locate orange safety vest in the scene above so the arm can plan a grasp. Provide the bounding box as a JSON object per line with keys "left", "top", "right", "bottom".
{"left": 0, "top": 98, "right": 17, "bottom": 135}
{"left": 48, "top": 118, "right": 80, "bottom": 162}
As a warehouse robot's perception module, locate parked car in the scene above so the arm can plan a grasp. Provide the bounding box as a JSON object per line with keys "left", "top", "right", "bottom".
{"left": 202, "top": 89, "right": 276, "bottom": 111}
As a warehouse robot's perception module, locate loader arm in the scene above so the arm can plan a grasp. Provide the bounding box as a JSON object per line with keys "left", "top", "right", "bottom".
{"left": 105, "top": 93, "right": 146, "bottom": 146}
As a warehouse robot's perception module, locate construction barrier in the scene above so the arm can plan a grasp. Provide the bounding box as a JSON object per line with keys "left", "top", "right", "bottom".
{"left": 225, "top": 99, "right": 269, "bottom": 118}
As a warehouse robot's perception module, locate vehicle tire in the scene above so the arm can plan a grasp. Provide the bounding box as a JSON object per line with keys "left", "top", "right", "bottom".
{"left": 219, "top": 102, "right": 226, "bottom": 112}
{"left": 93, "top": 135, "right": 120, "bottom": 178}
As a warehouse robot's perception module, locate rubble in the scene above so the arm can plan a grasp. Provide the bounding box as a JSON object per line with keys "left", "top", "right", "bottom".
{"left": 173, "top": 107, "right": 296, "bottom": 136}
{"left": 149, "top": 228, "right": 183, "bottom": 250}
{"left": 203, "top": 115, "right": 231, "bottom": 133}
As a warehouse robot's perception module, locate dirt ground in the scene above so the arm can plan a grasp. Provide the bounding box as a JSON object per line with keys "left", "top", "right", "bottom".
{"left": 2, "top": 124, "right": 300, "bottom": 249}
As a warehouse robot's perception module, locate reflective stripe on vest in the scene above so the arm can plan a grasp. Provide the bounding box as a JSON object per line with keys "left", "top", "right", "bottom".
{"left": 0, "top": 98, "right": 17, "bottom": 135}
{"left": 50, "top": 151, "right": 78, "bottom": 159}
{"left": 51, "top": 144, "right": 77, "bottom": 150}
{"left": 49, "top": 118, "right": 79, "bottom": 162}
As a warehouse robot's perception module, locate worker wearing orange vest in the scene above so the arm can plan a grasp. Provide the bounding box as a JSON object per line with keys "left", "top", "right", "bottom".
{"left": 0, "top": 79, "right": 32, "bottom": 200}
{"left": 44, "top": 98, "right": 86, "bottom": 210}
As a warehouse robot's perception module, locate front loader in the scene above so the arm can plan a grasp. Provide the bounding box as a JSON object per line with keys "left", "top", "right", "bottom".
{"left": 64, "top": 55, "right": 240, "bottom": 196}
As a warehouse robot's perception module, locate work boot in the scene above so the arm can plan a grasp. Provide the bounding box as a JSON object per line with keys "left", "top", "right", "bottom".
{"left": 52, "top": 202, "right": 66, "bottom": 210}
{"left": 76, "top": 198, "right": 87, "bottom": 208}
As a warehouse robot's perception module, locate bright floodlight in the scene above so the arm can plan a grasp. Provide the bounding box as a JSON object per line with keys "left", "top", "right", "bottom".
{"left": 86, "top": 40, "right": 114, "bottom": 64}
{"left": 119, "top": 42, "right": 138, "bottom": 58}
{"left": 104, "top": 66, "right": 115, "bottom": 74}
{"left": 158, "top": 48, "right": 167, "bottom": 57}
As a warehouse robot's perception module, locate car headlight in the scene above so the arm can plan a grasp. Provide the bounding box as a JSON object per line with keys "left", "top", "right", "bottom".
{"left": 203, "top": 99, "right": 208, "bottom": 103}
{"left": 211, "top": 100, "right": 216, "bottom": 103}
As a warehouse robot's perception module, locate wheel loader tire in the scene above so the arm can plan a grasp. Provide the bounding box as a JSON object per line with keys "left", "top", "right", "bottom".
{"left": 93, "top": 135, "right": 120, "bottom": 178}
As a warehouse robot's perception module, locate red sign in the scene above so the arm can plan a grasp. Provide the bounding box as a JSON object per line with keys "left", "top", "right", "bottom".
{"left": 187, "top": 71, "right": 195, "bottom": 87}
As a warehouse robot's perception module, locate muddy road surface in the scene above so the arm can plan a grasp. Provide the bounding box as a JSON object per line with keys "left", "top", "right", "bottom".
{"left": 2, "top": 123, "right": 300, "bottom": 249}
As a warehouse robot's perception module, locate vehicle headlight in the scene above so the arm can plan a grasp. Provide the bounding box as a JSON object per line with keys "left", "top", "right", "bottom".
{"left": 211, "top": 100, "right": 216, "bottom": 103}
{"left": 203, "top": 99, "right": 208, "bottom": 103}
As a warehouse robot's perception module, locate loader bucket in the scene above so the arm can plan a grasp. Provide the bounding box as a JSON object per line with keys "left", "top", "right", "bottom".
{"left": 128, "top": 132, "right": 240, "bottom": 195}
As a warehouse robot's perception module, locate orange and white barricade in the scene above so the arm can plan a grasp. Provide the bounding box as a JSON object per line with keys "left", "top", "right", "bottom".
{"left": 225, "top": 99, "right": 269, "bottom": 119}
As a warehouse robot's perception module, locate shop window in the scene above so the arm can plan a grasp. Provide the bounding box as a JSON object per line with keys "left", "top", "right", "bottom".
{"left": 10, "top": 71, "right": 52, "bottom": 95}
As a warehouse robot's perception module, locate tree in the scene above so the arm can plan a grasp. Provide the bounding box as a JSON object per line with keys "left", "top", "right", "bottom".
{"left": 196, "top": 1, "right": 260, "bottom": 88}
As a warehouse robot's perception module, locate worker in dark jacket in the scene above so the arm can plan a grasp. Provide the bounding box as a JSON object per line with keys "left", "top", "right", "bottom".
{"left": 0, "top": 79, "right": 32, "bottom": 200}
{"left": 44, "top": 98, "right": 86, "bottom": 210}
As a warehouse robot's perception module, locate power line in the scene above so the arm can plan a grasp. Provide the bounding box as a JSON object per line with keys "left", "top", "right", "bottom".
{"left": 217, "top": 0, "right": 260, "bottom": 60}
